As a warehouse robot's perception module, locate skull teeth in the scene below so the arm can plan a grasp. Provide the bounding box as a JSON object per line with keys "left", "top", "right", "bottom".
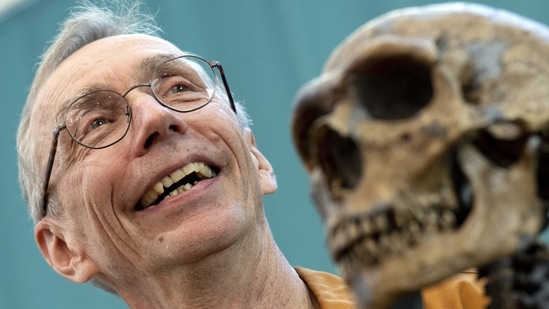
{"left": 330, "top": 204, "right": 459, "bottom": 267}
{"left": 329, "top": 152, "right": 473, "bottom": 271}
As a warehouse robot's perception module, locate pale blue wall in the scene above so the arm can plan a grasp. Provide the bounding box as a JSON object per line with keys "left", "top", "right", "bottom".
{"left": 2, "top": 1, "right": 549, "bottom": 308}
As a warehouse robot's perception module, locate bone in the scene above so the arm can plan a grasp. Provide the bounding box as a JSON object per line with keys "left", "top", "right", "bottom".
{"left": 292, "top": 2, "right": 549, "bottom": 308}
{"left": 439, "top": 210, "right": 456, "bottom": 230}
{"left": 374, "top": 213, "right": 390, "bottom": 232}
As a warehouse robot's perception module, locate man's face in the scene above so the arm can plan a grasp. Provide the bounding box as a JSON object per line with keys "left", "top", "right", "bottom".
{"left": 32, "top": 34, "right": 276, "bottom": 282}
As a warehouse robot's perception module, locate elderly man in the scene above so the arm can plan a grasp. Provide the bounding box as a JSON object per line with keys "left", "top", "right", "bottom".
{"left": 17, "top": 1, "right": 487, "bottom": 308}
{"left": 16, "top": 1, "right": 353, "bottom": 308}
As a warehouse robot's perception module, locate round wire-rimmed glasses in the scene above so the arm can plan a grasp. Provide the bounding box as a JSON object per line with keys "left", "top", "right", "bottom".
{"left": 40, "top": 54, "right": 236, "bottom": 218}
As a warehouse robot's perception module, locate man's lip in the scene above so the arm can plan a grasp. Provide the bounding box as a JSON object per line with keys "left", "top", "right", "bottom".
{"left": 136, "top": 161, "right": 219, "bottom": 211}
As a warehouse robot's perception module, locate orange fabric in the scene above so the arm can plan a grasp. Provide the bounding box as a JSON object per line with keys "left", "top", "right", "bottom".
{"left": 297, "top": 267, "right": 490, "bottom": 309}
{"left": 295, "top": 267, "right": 356, "bottom": 308}
{"left": 422, "top": 271, "right": 490, "bottom": 309}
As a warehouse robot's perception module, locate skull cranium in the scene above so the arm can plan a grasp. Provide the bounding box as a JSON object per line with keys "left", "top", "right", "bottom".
{"left": 291, "top": 3, "right": 549, "bottom": 308}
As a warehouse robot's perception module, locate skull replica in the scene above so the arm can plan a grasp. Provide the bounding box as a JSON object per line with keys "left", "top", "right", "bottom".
{"left": 291, "top": 3, "right": 549, "bottom": 308}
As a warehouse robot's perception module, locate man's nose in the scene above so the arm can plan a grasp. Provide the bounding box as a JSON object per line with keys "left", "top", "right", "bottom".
{"left": 126, "top": 90, "right": 189, "bottom": 156}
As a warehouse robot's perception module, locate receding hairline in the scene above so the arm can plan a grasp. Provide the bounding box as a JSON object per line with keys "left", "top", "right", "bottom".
{"left": 49, "top": 33, "right": 183, "bottom": 76}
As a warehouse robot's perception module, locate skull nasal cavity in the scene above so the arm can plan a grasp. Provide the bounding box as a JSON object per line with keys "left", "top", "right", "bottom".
{"left": 349, "top": 56, "right": 433, "bottom": 120}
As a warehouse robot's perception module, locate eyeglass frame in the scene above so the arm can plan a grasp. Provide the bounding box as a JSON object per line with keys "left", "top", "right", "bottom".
{"left": 40, "top": 54, "right": 236, "bottom": 218}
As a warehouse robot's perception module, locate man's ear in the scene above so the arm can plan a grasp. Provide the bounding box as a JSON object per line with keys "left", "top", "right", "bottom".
{"left": 243, "top": 128, "right": 277, "bottom": 195}
{"left": 35, "top": 218, "right": 99, "bottom": 283}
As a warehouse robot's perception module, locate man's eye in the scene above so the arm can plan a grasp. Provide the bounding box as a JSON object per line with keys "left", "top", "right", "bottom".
{"left": 171, "top": 84, "right": 190, "bottom": 94}
{"left": 89, "top": 118, "right": 109, "bottom": 130}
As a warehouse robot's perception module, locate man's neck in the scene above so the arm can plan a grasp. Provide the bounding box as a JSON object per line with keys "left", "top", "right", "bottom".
{"left": 115, "top": 228, "right": 316, "bottom": 309}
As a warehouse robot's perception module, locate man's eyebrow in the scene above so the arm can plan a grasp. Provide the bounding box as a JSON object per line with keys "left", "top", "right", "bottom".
{"left": 138, "top": 53, "right": 181, "bottom": 76}
{"left": 55, "top": 84, "right": 110, "bottom": 119}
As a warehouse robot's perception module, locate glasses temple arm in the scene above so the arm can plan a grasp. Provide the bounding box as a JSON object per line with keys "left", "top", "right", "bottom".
{"left": 211, "top": 61, "right": 237, "bottom": 113}
{"left": 41, "top": 126, "right": 63, "bottom": 217}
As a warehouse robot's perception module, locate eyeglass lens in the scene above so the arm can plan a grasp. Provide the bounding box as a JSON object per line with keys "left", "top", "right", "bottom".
{"left": 63, "top": 56, "right": 217, "bottom": 149}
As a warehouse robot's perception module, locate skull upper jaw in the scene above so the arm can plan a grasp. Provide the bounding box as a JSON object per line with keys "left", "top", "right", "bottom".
{"left": 310, "top": 142, "right": 544, "bottom": 309}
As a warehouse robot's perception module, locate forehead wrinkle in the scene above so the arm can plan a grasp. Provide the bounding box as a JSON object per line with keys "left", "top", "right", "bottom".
{"left": 55, "top": 52, "right": 186, "bottom": 121}
{"left": 138, "top": 52, "right": 183, "bottom": 77}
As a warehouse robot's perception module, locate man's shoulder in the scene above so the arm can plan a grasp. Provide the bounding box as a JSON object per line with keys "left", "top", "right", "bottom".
{"left": 296, "top": 267, "right": 491, "bottom": 309}
{"left": 295, "top": 267, "right": 356, "bottom": 309}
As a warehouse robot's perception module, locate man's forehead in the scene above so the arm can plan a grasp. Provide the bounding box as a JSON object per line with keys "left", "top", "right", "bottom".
{"left": 39, "top": 34, "right": 182, "bottom": 106}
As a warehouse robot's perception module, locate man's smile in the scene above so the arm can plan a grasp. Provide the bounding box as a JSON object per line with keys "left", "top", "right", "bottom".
{"left": 137, "top": 162, "right": 218, "bottom": 210}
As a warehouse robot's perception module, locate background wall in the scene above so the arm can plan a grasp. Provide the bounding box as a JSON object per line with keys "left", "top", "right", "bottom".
{"left": 2, "top": 0, "right": 549, "bottom": 308}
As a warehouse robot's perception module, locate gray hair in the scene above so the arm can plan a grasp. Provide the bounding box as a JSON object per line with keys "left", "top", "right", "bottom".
{"left": 17, "top": 0, "right": 250, "bottom": 224}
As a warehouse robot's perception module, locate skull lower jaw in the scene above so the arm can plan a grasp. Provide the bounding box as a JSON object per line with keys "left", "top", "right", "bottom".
{"left": 329, "top": 198, "right": 543, "bottom": 309}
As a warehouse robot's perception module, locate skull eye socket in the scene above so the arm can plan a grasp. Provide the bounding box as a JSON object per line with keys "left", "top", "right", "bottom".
{"left": 347, "top": 56, "right": 433, "bottom": 120}
{"left": 314, "top": 124, "right": 362, "bottom": 199}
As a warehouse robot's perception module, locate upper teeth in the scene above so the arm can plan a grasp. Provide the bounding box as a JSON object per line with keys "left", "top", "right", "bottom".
{"left": 140, "top": 162, "right": 216, "bottom": 208}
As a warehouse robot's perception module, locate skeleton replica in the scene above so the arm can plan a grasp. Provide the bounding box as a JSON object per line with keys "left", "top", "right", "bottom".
{"left": 291, "top": 3, "right": 549, "bottom": 309}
